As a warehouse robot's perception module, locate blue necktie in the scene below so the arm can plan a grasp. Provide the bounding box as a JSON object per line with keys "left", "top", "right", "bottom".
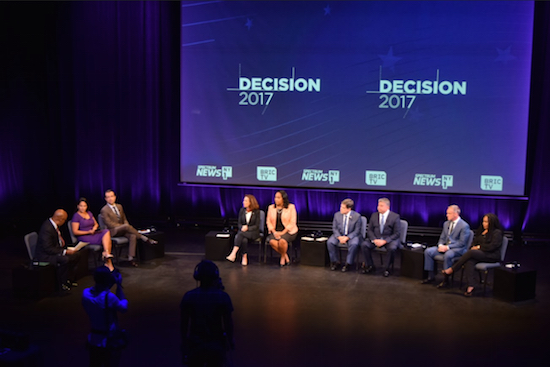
{"left": 380, "top": 214, "right": 385, "bottom": 234}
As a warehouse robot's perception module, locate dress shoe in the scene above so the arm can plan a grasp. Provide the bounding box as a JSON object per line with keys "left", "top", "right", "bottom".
{"left": 67, "top": 280, "right": 78, "bottom": 288}
{"left": 383, "top": 270, "right": 390, "bottom": 277}
{"left": 61, "top": 283, "right": 71, "bottom": 292}
{"left": 361, "top": 265, "right": 375, "bottom": 274}
{"left": 130, "top": 260, "right": 139, "bottom": 267}
{"left": 330, "top": 262, "right": 340, "bottom": 271}
{"left": 421, "top": 278, "right": 435, "bottom": 284}
{"left": 341, "top": 264, "right": 351, "bottom": 272}
{"left": 436, "top": 281, "right": 449, "bottom": 289}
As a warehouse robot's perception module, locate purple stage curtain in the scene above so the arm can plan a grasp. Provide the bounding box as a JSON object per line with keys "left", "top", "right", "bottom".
{"left": 0, "top": 1, "right": 549, "bottom": 238}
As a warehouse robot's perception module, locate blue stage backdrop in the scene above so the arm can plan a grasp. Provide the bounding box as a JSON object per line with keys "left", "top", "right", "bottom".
{"left": 180, "top": 1, "right": 533, "bottom": 196}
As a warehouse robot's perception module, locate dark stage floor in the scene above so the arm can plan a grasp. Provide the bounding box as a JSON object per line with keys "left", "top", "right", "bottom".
{"left": 1, "top": 225, "right": 549, "bottom": 367}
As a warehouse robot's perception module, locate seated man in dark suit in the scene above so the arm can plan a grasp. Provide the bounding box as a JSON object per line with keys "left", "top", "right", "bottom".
{"left": 326, "top": 198, "right": 362, "bottom": 272}
{"left": 361, "top": 197, "right": 401, "bottom": 277}
{"left": 422, "top": 204, "right": 470, "bottom": 288}
{"left": 35, "top": 209, "right": 81, "bottom": 291}
{"left": 100, "top": 189, "right": 156, "bottom": 267}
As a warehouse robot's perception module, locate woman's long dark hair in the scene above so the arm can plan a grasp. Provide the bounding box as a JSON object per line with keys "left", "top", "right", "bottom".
{"left": 276, "top": 190, "right": 290, "bottom": 209}
{"left": 475, "top": 213, "right": 501, "bottom": 242}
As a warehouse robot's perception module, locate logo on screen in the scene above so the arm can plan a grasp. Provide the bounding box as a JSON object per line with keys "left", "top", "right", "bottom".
{"left": 365, "top": 171, "right": 387, "bottom": 186}
{"left": 480, "top": 175, "right": 503, "bottom": 191}
{"left": 227, "top": 66, "right": 321, "bottom": 110}
{"left": 257, "top": 166, "right": 277, "bottom": 181}
{"left": 413, "top": 174, "right": 453, "bottom": 190}
{"left": 196, "top": 165, "right": 233, "bottom": 180}
{"left": 301, "top": 169, "right": 340, "bottom": 185}
{"left": 366, "top": 69, "right": 467, "bottom": 114}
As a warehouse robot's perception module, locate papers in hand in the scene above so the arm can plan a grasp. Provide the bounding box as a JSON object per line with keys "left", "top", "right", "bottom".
{"left": 301, "top": 236, "right": 328, "bottom": 242}
{"left": 67, "top": 241, "right": 89, "bottom": 251}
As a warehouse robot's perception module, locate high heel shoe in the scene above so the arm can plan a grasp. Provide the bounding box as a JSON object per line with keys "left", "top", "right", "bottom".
{"left": 441, "top": 268, "right": 453, "bottom": 275}
{"left": 226, "top": 255, "right": 236, "bottom": 263}
{"left": 103, "top": 253, "right": 114, "bottom": 261}
{"left": 464, "top": 287, "right": 474, "bottom": 297}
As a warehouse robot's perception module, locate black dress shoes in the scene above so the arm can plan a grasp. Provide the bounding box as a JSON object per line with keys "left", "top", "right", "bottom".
{"left": 383, "top": 270, "right": 390, "bottom": 277}
{"left": 361, "top": 265, "right": 375, "bottom": 274}
{"left": 330, "top": 262, "right": 340, "bottom": 271}
{"left": 436, "top": 281, "right": 449, "bottom": 289}
{"left": 421, "top": 278, "right": 435, "bottom": 284}
{"left": 341, "top": 263, "right": 351, "bottom": 272}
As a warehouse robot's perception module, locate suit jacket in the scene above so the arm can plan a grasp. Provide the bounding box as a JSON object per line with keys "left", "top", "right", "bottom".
{"left": 35, "top": 219, "right": 65, "bottom": 263}
{"left": 473, "top": 228, "right": 503, "bottom": 259}
{"left": 266, "top": 203, "right": 298, "bottom": 235}
{"left": 367, "top": 211, "right": 401, "bottom": 243}
{"left": 100, "top": 203, "right": 128, "bottom": 229}
{"left": 237, "top": 208, "right": 261, "bottom": 239}
{"left": 332, "top": 210, "right": 362, "bottom": 240}
{"left": 438, "top": 218, "right": 470, "bottom": 251}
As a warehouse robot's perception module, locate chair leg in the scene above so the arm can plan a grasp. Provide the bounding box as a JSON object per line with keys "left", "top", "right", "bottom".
{"left": 482, "top": 271, "right": 489, "bottom": 296}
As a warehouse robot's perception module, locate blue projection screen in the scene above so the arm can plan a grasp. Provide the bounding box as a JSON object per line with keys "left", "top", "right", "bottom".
{"left": 180, "top": 1, "right": 533, "bottom": 196}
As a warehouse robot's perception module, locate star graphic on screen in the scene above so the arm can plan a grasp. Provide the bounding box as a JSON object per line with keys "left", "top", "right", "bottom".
{"left": 407, "top": 106, "right": 424, "bottom": 121}
{"left": 324, "top": 4, "right": 331, "bottom": 15}
{"left": 245, "top": 18, "right": 252, "bottom": 30}
{"left": 495, "top": 46, "right": 516, "bottom": 64}
{"left": 378, "top": 47, "right": 402, "bottom": 72}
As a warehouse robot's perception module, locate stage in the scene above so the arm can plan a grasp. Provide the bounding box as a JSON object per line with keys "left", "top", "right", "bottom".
{"left": 1, "top": 224, "right": 549, "bottom": 366}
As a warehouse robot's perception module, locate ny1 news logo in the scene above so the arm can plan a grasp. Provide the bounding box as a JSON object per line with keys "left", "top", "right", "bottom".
{"left": 480, "top": 175, "right": 503, "bottom": 191}
{"left": 365, "top": 171, "right": 387, "bottom": 186}
{"left": 301, "top": 169, "right": 340, "bottom": 185}
{"left": 196, "top": 165, "right": 233, "bottom": 180}
{"left": 413, "top": 174, "right": 453, "bottom": 190}
{"left": 257, "top": 166, "right": 277, "bottom": 182}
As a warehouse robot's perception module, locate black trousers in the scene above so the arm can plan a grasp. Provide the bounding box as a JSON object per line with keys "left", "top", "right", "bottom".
{"left": 234, "top": 231, "right": 257, "bottom": 254}
{"left": 451, "top": 250, "right": 498, "bottom": 287}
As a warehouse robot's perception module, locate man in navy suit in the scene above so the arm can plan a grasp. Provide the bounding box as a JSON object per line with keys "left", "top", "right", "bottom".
{"left": 35, "top": 209, "right": 80, "bottom": 291}
{"left": 327, "top": 199, "right": 362, "bottom": 272}
{"left": 361, "top": 198, "right": 401, "bottom": 277}
{"left": 421, "top": 204, "right": 470, "bottom": 288}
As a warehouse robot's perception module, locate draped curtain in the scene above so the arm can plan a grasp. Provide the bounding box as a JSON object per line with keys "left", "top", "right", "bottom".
{"left": 0, "top": 1, "right": 548, "bottom": 237}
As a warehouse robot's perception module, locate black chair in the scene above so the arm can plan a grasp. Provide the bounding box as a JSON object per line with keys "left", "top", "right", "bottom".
{"left": 434, "top": 229, "right": 474, "bottom": 287}
{"left": 67, "top": 221, "right": 102, "bottom": 268}
{"left": 337, "top": 216, "right": 367, "bottom": 271}
{"left": 459, "top": 236, "right": 509, "bottom": 296}
{"left": 373, "top": 219, "right": 408, "bottom": 270}
{"left": 252, "top": 210, "right": 266, "bottom": 263}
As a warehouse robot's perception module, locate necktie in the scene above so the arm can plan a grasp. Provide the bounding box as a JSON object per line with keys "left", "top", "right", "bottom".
{"left": 56, "top": 227, "right": 65, "bottom": 247}
{"left": 380, "top": 214, "right": 385, "bottom": 234}
{"left": 113, "top": 205, "right": 120, "bottom": 219}
{"left": 447, "top": 222, "right": 454, "bottom": 244}
{"left": 343, "top": 215, "right": 348, "bottom": 236}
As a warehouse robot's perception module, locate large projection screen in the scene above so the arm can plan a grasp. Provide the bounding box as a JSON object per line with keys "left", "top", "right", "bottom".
{"left": 180, "top": 1, "right": 534, "bottom": 196}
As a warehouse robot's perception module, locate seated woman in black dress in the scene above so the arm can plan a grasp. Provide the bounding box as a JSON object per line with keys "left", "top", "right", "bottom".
{"left": 266, "top": 190, "right": 298, "bottom": 267}
{"left": 442, "top": 213, "right": 503, "bottom": 296}
{"left": 71, "top": 198, "right": 114, "bottom": 270}
{"left": 226, "top": 194, "right": 261, "bottom": 266}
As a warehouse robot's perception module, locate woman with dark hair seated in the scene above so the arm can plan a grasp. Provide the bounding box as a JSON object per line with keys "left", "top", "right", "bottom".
{"left": 442, "top": 213, "right": 503, "bottom": 297}
{"left": 226, "top": 194, "right": 261, "bottom": 266}
{"left": 71, "top": 197, "right": 114, "bottom": 270}
{"left": 266, "top": 190, "right": 298, "bottom": 267}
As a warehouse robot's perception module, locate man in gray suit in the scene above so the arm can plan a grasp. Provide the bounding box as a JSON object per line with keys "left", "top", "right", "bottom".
{"left": 100, "top": 189, "right": 156, "bottom": 267}
{"left": 327, "top": 199, "right": 362, "bottom": 272}
{"left": 421, "top": 204, "right": 470, "bottom": 288}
